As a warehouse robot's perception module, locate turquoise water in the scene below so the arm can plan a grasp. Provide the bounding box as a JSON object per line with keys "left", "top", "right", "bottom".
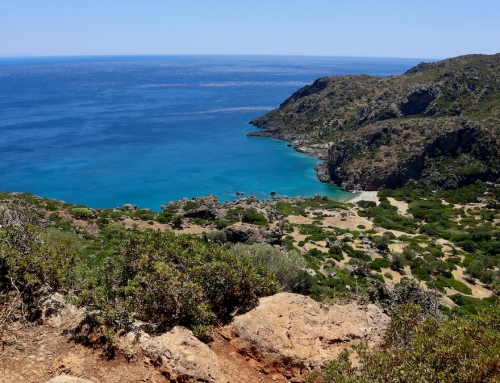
{"left": 0, "top": 55, "right": 425, "bottom": 210}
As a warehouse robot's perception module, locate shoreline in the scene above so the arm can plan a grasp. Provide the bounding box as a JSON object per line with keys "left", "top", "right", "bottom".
{"left": 345, "top": 190, "right": 379, "bottom": 204}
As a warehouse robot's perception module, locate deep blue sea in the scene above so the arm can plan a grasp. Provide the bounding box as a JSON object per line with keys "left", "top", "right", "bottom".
{"left": 0, "top": 55, "right": 426, "bottom": 210}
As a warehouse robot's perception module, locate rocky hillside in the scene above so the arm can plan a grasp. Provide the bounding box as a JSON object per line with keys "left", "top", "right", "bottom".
{"left": 250, "top": 53, "right": 500, "bottom": 191}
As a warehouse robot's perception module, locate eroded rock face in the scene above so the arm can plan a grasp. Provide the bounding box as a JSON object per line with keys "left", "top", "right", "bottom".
{"left": 140, "top": 326, "right": 228, "bottom": 383}
{"left": 226, "top": 293, "right": 389, "bottom": 381}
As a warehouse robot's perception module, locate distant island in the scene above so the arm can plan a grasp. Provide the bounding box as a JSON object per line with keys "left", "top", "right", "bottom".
{"left": 250, "top": 53, "right": 500, "bottom": 191}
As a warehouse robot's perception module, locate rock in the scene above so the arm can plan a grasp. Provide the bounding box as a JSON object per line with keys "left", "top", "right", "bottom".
{"left": 320, "top": 269, "right": 337, "bottom": 279}
{"left": 122, "top": 203, "right": 135, "bottom": 211}
{"left": 223, "top": 224, "right": 282, "bottom": 245}
{"left": 305, "top": 268, "right": 317, "bottom": 277}
{"left": 36, "top": 286, "right": 86, "bottom": 329}
{"left": 227, "top": 293, "right": 389, "bottom": 380}
{"left": 44, "top": 376, "right": 95, "bottom": 383}
{"left": 325, "top": 237, "right": 336, "bottom": 248}
{"left": 141, "top": 326, "right": 227, "bottom": 383}
{"left": 309, "top": 240, "right": 323, "bottom": 247}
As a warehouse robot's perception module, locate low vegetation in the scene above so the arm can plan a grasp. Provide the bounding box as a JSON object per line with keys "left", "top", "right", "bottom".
{"left": 321, "top": 302, "right": 500, "bottom": 383}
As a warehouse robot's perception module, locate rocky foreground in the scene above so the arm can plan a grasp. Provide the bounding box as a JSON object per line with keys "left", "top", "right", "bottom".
{"left": 250, "top": 53, "right": 500, "bottom": 191}
{"left": 0, "top": 290, "right": 388, "bottom": 383}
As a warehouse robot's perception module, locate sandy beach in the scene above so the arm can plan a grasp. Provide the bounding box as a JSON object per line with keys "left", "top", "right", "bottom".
{"left": 346, "top": 191, "right": 379, "bottom": 204}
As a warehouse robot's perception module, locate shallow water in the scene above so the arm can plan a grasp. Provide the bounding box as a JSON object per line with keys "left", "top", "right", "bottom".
{"left": 0, "top": 55, "right": 425, "bottom": 210}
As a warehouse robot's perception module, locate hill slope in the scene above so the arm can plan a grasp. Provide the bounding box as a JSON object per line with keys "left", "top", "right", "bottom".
{"left": 250, "top": 54, "right": 500, "bottom": 190}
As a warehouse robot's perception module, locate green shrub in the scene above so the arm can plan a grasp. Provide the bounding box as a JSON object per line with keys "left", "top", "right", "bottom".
{"left": 69, "top": 207, "right": 94, "bottom": 219}
{"left": 156, "top": 211, "right": 174, "bottom": 224}
{"left": 229, "top": 243, "right": 305, "bottom": 290}
{"left": 390, "top": 253, "right": 405, "bottom": 271}
{"left": 184, "top": 201, "right": 200, "bottom": 211}
{"left": 241, "top": 208, "right": 268, "bottom": 226}
{"left": 73, "top": 231, "right": 280, "bottom": 340}
{"left": 328, "top": 246, "right": 344, "bottom": 261}
{"left": 369, "top": 258, "right": 390, "bottom": 272}
{"left": 321, "top": 302, "right": 500, "bottom": 382}
{"left": 370, "top": 273, "right": 384, "bottom": 283}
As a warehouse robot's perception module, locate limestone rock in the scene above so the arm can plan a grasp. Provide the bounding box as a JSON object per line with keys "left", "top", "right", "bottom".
{"left": 223, "top": 224, "right": 282, "bottom": 245}
{"left": 227, "top": 293, "right": 389, "bottom": 380}
{"left": 141, "top": 326, "right": 227, "bottom": 383}
{"left": 34, "top": 286, "right": 86, "bottom": 329}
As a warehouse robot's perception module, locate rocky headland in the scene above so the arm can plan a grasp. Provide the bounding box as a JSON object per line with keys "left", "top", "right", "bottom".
{"left": 249, "top": 53, "right": 500, "bottom": 191}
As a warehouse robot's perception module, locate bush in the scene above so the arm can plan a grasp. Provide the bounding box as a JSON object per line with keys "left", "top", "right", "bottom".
{"left": 69, "top": 207, "right": 94, "bottom": 219}
{"left": 172, "top": 214, "right": 184, "bottom": 228}
{"left": 156, "top": 211, "right": 174, "bottom": 223}
{"left": 183, "top": 201, "right": 200, "bottom": 211}
{"left": 75, "top": 231, "right": 280, "bottom": 340}
{"left": 390, "top": 253, "right": 406, "bottom": 271}
{"left": 229, "top": 243, "right": 305, "bottom": 291}
{"left": 322, "top": 303, "right": 500, "bottom": 382}
{"left": 241, "top": 208, "right": 268, "bottom": 226}
{"left": 459, "top": 239, "right": 478, "bottom": 253}
{"left": 369, "top": 258, "right": 390, "bottom": 272}
{"left": 328, "top": 246, "right": 344, "bottom": 261}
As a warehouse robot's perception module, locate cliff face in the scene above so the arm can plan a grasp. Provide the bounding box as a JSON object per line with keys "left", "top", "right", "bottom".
{"left": 249, "top": 54, "right": 500, "bottom": 190}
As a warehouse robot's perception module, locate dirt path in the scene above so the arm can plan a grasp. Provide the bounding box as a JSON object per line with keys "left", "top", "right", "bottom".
{"left": 0, "top": 324, "right": 157, "bottom": 383}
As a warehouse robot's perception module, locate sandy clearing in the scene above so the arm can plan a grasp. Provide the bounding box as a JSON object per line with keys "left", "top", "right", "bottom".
{"left": 387, "top": 197, "right": 411, "bottom": 216}
{"left": 287, "top": 215, "right": 315, "bottom": 225}
{"left": 452, "top": 267, "right": 492, "bottom": 298}
{"left": 388, "top": 243, "right": 405, "bottom": 253}
{"left": 122, "top": 218, "right": 213, "bottom": 235}
{"left": 322, "top": 214, "right": 374, "bottom": 231}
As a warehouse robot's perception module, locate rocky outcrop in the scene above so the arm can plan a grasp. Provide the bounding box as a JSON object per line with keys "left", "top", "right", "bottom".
{"left": 223, "top": 224, "right": 283, "bottom": 245}
{"left": 225, "top": 293, "right": 389, "bottom": 381}
{"left": 121, "top": 326, "right": 227, "bottom": 383}
{"left": 250, "top": 53, "right": 500, "bottom": 191}
{"left": 316, "top": 120, "right": 499, "bottom": 190}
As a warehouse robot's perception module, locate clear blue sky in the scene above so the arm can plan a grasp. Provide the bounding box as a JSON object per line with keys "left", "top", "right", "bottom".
{"left": 1, "top": 0, "right": 499, "bottom": 59}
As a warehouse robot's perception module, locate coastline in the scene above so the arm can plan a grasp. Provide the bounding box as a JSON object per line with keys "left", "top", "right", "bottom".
{"left": 346, "top": 191, "right": 379, "bottom": 204}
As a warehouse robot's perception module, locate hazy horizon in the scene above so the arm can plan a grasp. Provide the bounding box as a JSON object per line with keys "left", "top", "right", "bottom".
{"left": 1, "top": 1, "right": 498, "bottom": 59}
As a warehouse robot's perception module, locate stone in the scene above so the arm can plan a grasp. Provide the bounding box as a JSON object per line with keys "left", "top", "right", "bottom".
{"left": 122, "top": 204, "right": 135, "bottom": 210}
{"left": 34, "top": 286, "right": 86, "bottom": 329}
{"left": 227, "top": 293, "right": 389, "bottom": 380}
{"left": 141, "top": 326, "right": 227, "bottom": 383}
{"left": 223, "top": 224, "right": 282, "bottom": 245}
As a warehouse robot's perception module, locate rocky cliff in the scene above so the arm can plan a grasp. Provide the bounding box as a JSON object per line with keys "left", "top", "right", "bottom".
{"left": 250, "top": 53, "right": 500, "bottom": 190}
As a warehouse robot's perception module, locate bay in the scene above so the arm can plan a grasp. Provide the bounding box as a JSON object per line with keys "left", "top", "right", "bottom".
{"left": 0, "top": 55, "right": 426, "bottom": 210}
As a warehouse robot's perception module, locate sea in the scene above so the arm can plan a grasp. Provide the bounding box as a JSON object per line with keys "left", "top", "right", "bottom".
{"left": 0, "top": 55, "right": 427, "bottom": 211}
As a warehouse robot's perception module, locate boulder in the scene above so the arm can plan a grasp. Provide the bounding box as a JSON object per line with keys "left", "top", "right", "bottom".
{"left": 182, "top": 195, "right": 225, "bottom": 220}
{"left": 44, "top": 377, "right": 95, "bottom": 383}
{"left": 227, "top": 293, "right": 389, "bottom": 380}
{"left": 223, "top": 224, "right": 282, "bottom": 245}
{"left": 30, "top": 285, "right": 86, "bottom": 329}
{"left": 140, "top": 326, "right": 227, "bottom": 383}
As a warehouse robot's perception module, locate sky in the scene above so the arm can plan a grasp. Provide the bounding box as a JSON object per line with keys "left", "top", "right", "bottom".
{"left": 0, "top": 0, "right": 499, "bottom": 59}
